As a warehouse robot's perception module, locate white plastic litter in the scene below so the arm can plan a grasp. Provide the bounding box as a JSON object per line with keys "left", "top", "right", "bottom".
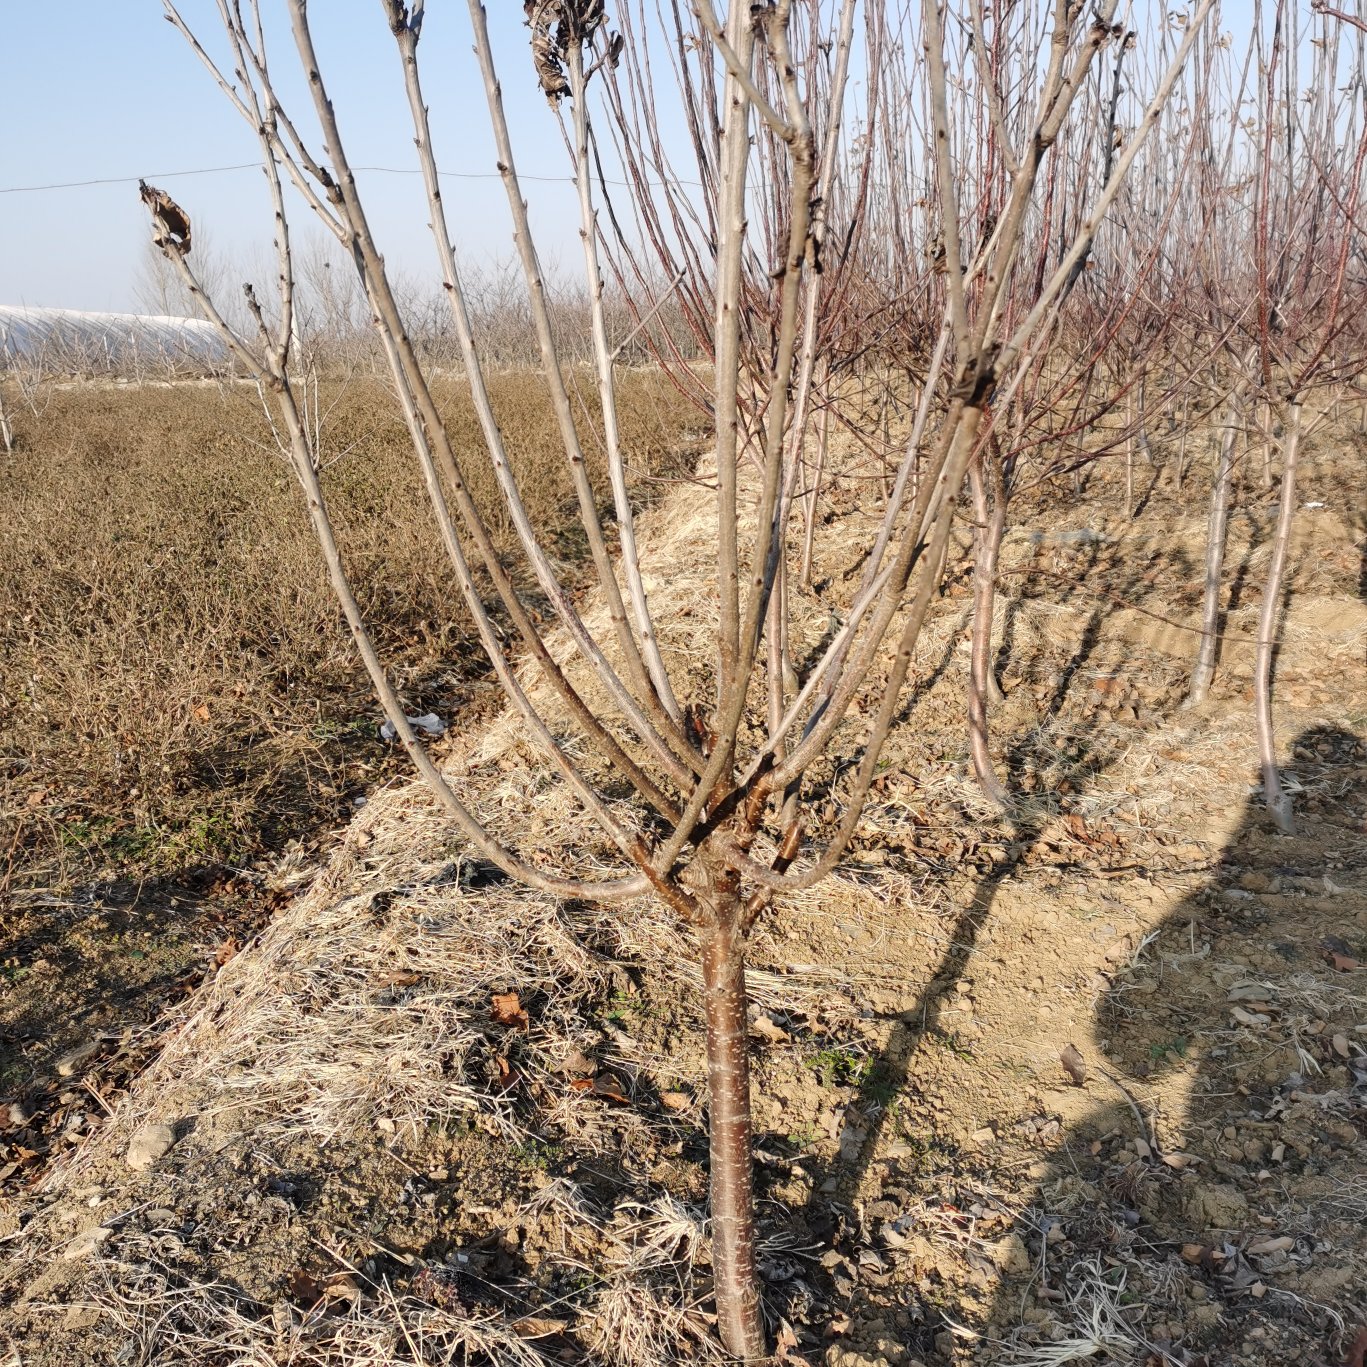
{"left": 379, "top": 713, "right": 447, "bottom": 742}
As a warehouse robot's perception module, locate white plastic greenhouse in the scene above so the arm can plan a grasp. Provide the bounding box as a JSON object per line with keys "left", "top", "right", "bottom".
{"left": 0, "top": 305, "right": 228, "bottom": 377}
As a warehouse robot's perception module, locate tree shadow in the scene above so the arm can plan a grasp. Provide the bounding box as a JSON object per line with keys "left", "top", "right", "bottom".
{"left": 1359, "top": 522, "right": 1366, "bottom": 603}
{"left": 767, "top": 535, "right": 1164, "bottom": 1336}
{"left": 762, "top": 483, "right": 1357, "bottom": 1357}
{"left": 0, "top": 865, "right": 303, "bottom": 1207}
{"left": 1224, "top": 507, "right": 1270, "bottom": 614}
{"left": 976, "top": 724, "right": 1362, "bottom": 1365}
{"left": 762, "top": 722, "right": 1365, "bottom": 1361}
{"left": 1130, "top": 461, "right": 1166, "bottom": 521}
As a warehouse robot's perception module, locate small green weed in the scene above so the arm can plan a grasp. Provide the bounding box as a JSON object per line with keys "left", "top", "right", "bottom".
{"left": 515, "top": 1138, "right": 567, "bottom": 1171}
{"left": 806, "top": 1045, "right": 871, "bottom": 1088}
{"left": 602, "top": 989, "right": 657, "bottom": 1023}
{"left": 857, "top": 1059, "right": 902, "bottom": 1108}
{"left": 1148, "top": 1035, "right": 1188, "bottom": 1061}
{"left": 883, "top": 1126, "right": 956, "bottom": 1171}
{"left": 56, "top": 809, "right": 245, "bottom": 873}
{"left": 309, "top": 717, "right": 375, "bottom": 743}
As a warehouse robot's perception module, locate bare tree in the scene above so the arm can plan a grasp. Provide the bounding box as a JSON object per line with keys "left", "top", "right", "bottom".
{"left": 155, "top": 0, "right": 1215, "bottom": 1355}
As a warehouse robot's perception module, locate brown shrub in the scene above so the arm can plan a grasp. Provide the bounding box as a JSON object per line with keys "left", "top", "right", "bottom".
{"left": 0, "top": 369, "right": 695, "bottom": 889}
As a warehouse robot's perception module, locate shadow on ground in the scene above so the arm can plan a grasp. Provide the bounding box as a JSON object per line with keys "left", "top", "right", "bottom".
{"left": 778, "top": 724, "right": 1365, "bottom": 1366}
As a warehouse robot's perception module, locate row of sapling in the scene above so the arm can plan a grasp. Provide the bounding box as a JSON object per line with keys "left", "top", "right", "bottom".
{"left": 1243, "top": 0, "right": 1365, "bottom": 833}
{"left": 153, "top": 0, "right": 1218, "bottom": 1358}
{"left": 2, "top": 297, "right": 234, "bottom": 385}
{"left": 927, "top": 9, "right": 1220, "bottom": 806}
{"left": 0, "top": 286, "right": 242, "bottom": 452}
{"left": 135, "top": 198, "right": 698, "bottom": 378}
{"left": 961, "top": 2, "right": 1366, "bottom": 828}
{"left": 1180, "top": 21, "right": 1270, "bottom": 714}
{"left": 0, "top": 327, "right": 120, "bottom": 455}
{"left": 1170, "top": 0, "right": 1366, "bottom": 829}
{"left": 766, "top": 0, "right": 1225, "bottom": 810}
{"left": 601, "top": 0, "right": 908, "bottom": 567}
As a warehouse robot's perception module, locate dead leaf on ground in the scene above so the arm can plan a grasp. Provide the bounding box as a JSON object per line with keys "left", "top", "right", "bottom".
{"left": 750, "top": 1012, "right": 790, "bottom": 1044}
{"left": 774, "top": 1318, "right": 813, "bottom": 1365}
{"left": 491, "top": 992, "right": 530, "bottom": 1030}
{"left": 587, "top": 1073, "right": 631, "bottom": 1105}
{"left": 379, "top": 970, "right": 421, "bottom": 989}
{"left": 323, "top": 1276, "right": 362, "bottom": 1307}
{"left": 1343, "top": 1326, "right": 1367, "bottom": 1367}
{"left": 1228, "top": 981, "right": 1276, "bottom": 1003}
{"left": 1060, "top": 1043, "right": 1087, "bottom": 1086}
{"left": 287, "top": 1269, "right": 326, "bottom": 1308}
{"left": 569, "top": 1073, "right": 631, "bottom": 1105}
{"left": 557, "top": 1046, "right": 597, "bottom": 1077}
{"left": 493, "top": 1056, "right": 519, "bottom": 1090}
{"left": 513, "top": 1315, "right": 569, "bottom": 1338}
{"left": 1321, "top": 936, "right": 1361, "bottom": 972}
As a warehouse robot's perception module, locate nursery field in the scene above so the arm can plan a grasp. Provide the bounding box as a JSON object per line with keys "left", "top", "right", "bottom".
{"left": 4, "top": 0, "right": 1366, "bottom": 1361}
{"left": 1, "top": 387, "right": 1364, "bottom": 1367}
{"left": 0, "top": 371, "right": 698, "bottom": 1110}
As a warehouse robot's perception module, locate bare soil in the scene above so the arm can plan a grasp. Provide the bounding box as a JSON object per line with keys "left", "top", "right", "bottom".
{"left": 1, "top": 423, "right": 1364, "bottom": 1367}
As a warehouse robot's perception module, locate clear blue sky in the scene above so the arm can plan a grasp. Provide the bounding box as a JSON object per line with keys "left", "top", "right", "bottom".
{"left": 0, "top": 1, "right": 1270, "bottom": 315}
{"left": 0, "top": 3, "right": 592, "bottom": 312}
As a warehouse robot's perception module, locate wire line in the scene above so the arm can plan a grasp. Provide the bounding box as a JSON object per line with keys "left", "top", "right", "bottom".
{"left": 0, "top": 161, "right": 701, "bottom": 196}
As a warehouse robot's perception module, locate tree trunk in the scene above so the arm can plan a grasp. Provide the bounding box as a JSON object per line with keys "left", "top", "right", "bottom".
{"left": 1135, "top": 372, "right": 1152, "bottom": 466}
{"left": 800, "top": 389, "right": 833, "bottom": 586}
{"left": 1173, "top": 392, "right": 1190, "bottom": 493}
{"left": 1188, "top": 388, "right": 1243, "bottom": 706}
{"left": 1254, "top": 400, "right": 1301, "bottom": 836}
{"left": 1258, "top": 399, "right": 1274, "bottom": 489}
{"left": 1124, "top": 386, "right": 1136, "bottom": 518}
{"left": 968, "top": 459, "right": 1009, "bottom": 808}
{"left": 700, "top": 898, "right": 765, "bottom": 1360}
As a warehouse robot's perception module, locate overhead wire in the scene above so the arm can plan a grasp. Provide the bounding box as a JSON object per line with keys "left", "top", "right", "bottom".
{"left": 0, "top": 161, "right": 704, "bottom": 196}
